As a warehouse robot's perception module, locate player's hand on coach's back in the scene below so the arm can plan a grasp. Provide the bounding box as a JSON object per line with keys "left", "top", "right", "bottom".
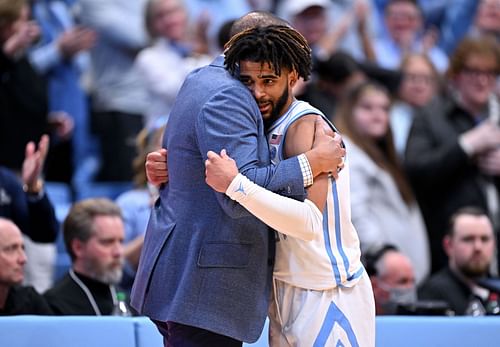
{"left": 205, "top": 149, "right": 238, "bottom": 193}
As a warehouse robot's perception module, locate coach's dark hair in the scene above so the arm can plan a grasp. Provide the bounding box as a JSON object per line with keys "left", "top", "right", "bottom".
{"left": 224, "top": 25, "right": 312, "bottom": 81}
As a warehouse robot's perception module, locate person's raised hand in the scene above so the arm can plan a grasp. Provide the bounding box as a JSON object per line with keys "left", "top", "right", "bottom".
{"left": 477, "top": 148, "right": 500, "bottom": 176}
{"left": 22, "top": 134, "right": 49, "bottom": 194}
{"left": 460, "top": 121, "right": 500, "bottom": 156}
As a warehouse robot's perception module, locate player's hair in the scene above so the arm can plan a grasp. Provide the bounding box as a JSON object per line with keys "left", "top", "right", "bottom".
{"left": 224, "top": 24, "right": 312, "bottom": 81}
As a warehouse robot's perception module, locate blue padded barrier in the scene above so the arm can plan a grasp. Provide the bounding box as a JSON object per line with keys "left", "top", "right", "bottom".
{"left": 2, "top": 315, "right": 500, "bottom": 347}
{"left": 133, "top": 317, "right": 163, "bottom": 347}
{"left": 0, "top": 316, "right": 136, "bottom": 347}
{"left": 376, "top": 316, "right": 500, "bottom": 347}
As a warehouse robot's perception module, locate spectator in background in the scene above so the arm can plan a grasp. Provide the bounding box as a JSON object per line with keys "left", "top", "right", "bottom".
{"left": 404, "top": 37, "right": 500, "bottom": 273}
{"left": 469, "top": 0, "right": 500, "bottom": 44}
{"left": 183, "top": 0, "right": 251, "bottom": 54}
{"left": 0, "top": 218, "right": 53, "bottom": 315}
{"left": 0, "top": 0, "right": 70, "bottom": 177}
{"left": 277, "top": 0, "right": 375, "bottom": 61}
{"left": 0, "top": 135, "right": 60, "bottom": 293}
{"left": 44, "top": 198, "right": 125, "bottom": 315}
{"left": 418, "top": 207, "right": 498, "bottom": 316}
{"left": 327, "top": 0, "right": 378, "bottom": 61}
{"left": 297, "top": 50, "right": 403, "bottom": 120}
{"left": 373, "top": 0, "right": 448, "bottom": 73}
{"left": 372, "top": 0, "right": 478, "bottom": 55}
{"left": 216, "top": 18, "right": 236, "bottom": 51}
{"left": 29, "top": 0, "right": 96, "bottom": 186}
{"left": 78, "top": 0, "right": 149, "bottom": 182}
{"left": 390, "top": 53, "right": 440, "bottom": 158}
{"left": 115, "top": 124, "right": 164, "bottom": 295}
{"left": 135, "top": 0, "right": 211, "bottom": 129}
{"left": 336, "top": 81, "right": 430, "bottom": 285}
{"left": 365, "top": 244, "right": 417, "bottom": 315}
{"left": 297, "top": 51, "right": 367, "bottom": 119}
{"left": 419, "top": 0, "right": 479, "bottom": 54}
{"left": 0, "top": 135, "right": 58, "bottom": 245}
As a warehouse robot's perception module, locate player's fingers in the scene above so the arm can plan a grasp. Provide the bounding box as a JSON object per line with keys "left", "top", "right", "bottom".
{"left": 206, "top": 150, "right": 219, "bottom": 160}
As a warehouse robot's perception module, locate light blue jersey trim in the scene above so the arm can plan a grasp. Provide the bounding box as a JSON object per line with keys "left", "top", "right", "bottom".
{"left": 323, "top": 196, "right": 342, "bottom": 285}
{"left": 313, "top": 301, "right": 359, "bottom": 347}
{"left": 267, "top": 100, "right": 303, "bottom": 133}
{"left": 275, "top": 102, "right": 325, "bottom": 162}
{"left": 332, "top": 180, "right": 355, "bottom": 281}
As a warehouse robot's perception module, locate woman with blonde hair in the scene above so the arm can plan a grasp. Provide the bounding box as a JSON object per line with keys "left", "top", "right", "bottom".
{"left": 336, "top": 81, "right": 430, "bottom": 285}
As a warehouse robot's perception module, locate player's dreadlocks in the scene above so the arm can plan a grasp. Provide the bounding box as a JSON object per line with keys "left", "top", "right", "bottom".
{"left": 224, "top": 25, "right": 312, "bottom": 81}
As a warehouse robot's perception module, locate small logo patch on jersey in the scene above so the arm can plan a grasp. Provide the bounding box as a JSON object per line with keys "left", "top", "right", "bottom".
{"left": 269, "top": 133, "right": 282, "bottom": 144}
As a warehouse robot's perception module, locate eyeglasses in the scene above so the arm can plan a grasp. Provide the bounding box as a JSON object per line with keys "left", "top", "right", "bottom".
{"left": 386, "top": 12, "right": 420, "bottom": 22}
{"left": 403, "top": 73, "right": 436, "bottom": 85}
{"left": 461, "top": 66, "right": 498, "bottom": 79}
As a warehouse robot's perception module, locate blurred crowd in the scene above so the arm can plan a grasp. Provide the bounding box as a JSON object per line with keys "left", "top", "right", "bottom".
{"left": 1, "top": 0, "right": 499, "bottom": 318}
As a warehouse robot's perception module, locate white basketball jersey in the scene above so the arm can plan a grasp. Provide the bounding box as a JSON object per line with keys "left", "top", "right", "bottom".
{"left": 268, "top": 100, "right": 364, "bottom": 290}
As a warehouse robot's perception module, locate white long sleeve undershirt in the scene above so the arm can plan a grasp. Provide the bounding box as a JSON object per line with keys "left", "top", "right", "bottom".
{"left": 225, "top": 174, "right": 323, "bottom": 241}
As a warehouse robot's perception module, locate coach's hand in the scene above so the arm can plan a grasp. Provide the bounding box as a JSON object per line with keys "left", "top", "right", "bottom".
{"left": 145, "top": 149, "right": 168, "bottom": 186}
{"left": 306, "top": 117, "right": 345, "bottom": 179}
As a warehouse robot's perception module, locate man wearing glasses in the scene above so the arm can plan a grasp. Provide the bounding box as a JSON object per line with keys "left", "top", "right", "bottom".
{"left": 405, "top": 37, "right": 500, "bottom": 274}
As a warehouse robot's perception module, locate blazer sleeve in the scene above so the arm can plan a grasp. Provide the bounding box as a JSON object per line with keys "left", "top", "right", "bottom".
{"left": 196, "top": 85, "right": 307, "bottom": 218}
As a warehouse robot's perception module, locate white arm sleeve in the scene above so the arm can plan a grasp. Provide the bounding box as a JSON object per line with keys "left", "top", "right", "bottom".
{"left": 225, "top": 174, "right": 323, "bottom": 241}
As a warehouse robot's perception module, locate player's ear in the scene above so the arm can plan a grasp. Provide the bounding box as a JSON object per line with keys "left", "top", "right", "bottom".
{"left": 289, "top": 70, "right": 299, "bottom": 88}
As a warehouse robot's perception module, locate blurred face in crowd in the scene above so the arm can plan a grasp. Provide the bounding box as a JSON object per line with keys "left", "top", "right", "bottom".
{"left": 352, "top": 87, "right": 391, "bottom": 141}
{"left": 0, "top": 219, "right": 27, "bottom": 287}
{"left": 476, "top": 0, "right": 500, "bottom": 34}
{"left": 0, "top": 3, "right": 28, "bottom": 42}
{"left": 150, "top": 0, "right": 187, "bottom": 41}
{"left": 445, "top": 214, "right": 495, "bottom": 278}
{"left": 454, "top": 53, "right": 498, "bottom": 111}
{"left": 73, "top": 216, "right": 125, "bottom": 284}
{"left": 292, "top": 6, "right": 327, "bottom": 46}
{"left": 385, "top": 1, "right": 422, "bottom": 45}
{"left": 399, "top": 55, "right": 437, "bottom": 107}
{"left": 239, "top": 60, "right": 297, "bottom": 128}
{"left": 372, "top": 250, "right": 416, "bottom": 315}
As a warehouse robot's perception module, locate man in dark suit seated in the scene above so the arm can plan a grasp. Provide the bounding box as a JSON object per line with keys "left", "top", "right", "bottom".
{"left": 419, "top": 207, "right": 499, "bottom": 315}
{"left": 0, "top": 218, "right": 52, "bottom": 315}
{"left": 44, "top": 198, "right": 125, "bottom": 315}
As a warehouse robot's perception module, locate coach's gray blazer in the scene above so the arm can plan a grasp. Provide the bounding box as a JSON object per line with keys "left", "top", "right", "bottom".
{"left": 130, "top": 56, "right": 306, "bottom": 343}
